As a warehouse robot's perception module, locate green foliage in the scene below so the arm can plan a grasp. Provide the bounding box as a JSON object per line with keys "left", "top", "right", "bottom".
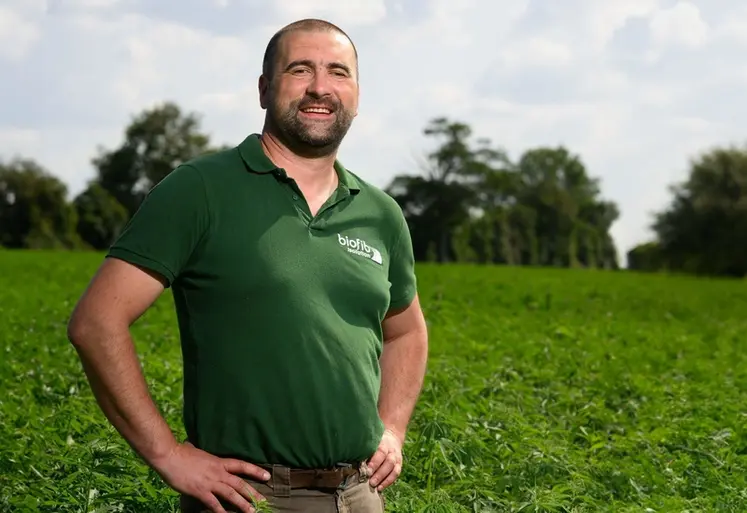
{"left": 387, "top": 118, "right": 620, "bottom": 269}
{"left": 2, "top": 251, "right": 746, "bottom": 511}
{"left": 650, "top": 144, "right": 747, "bottom": 277}
{"left": 627, "top": 242, "right": 664, "bottom": 272}
{"left": 0, "top": 158, "right": 83, "bottom": 249}
{"left": 0, "top": 102, "right": 225, "bottom": 253}
{"left": 73, "top": 183, "right": 129, "bottom": 250}
{"left": 90, "top": 101, "right": 217, "bottom": 217}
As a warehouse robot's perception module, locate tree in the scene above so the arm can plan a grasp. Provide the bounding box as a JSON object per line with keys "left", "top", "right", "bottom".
{"left": 627, "top": 242, "right": 665, "bottom": 272}
{"left": 73, "top": 183, "right": 128, "bottom": 250}
{"left": 649, "top": 144, "right": 747, "bottom": 277}
{"left": 510, "top": 147, "right": 619, "bottom": 268}
{"left": 0, "top": 158, "right": 82, "bottom": 249}
{"left": 91, "top": 101, "right": 216, "bottom": 216}
{"left": 386, "top": 117, "right": 619, "bottom": 269}
{"left": 386, "top": 118, "right": 493, "bottom": 262}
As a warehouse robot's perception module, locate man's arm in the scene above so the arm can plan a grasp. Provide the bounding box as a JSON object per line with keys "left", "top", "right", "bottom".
{"left": 68, "top": 257, "right": 270, "bottom": 513}
{"left": 378, "top": 294, "right": 429, "bottom": 442}
{"left": 367, "top": 294, "right": 428, "bottom": 490}
{"left": 67, "top": 256, "right": 176, "bottom": 465}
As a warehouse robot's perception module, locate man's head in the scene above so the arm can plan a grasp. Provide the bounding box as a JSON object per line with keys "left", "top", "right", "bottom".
{"left": 259, "top": 19, "right": 360, "bottom": 157}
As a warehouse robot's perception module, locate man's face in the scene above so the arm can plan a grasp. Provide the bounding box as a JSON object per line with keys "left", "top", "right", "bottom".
{"left": 260, "top": 30, "right": 359, "bottom": 153}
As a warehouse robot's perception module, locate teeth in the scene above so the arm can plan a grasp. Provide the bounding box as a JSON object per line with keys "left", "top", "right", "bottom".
{"left": 303, "top": 108, "right": 330, "bottom": 114}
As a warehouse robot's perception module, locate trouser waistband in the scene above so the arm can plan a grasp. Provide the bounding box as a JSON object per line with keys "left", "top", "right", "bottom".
{"left": 259, "top": 461, "right": 369, "bottom": 497}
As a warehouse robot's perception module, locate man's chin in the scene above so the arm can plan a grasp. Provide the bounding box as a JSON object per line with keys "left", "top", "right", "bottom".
{"left": 295, "top": 129, "right": 343, "bottom": 148}
{"left": 272, "top": 118, "right": 350, "bottom": 154}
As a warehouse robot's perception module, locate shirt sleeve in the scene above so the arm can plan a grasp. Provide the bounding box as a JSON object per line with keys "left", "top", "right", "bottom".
{"left": 387, "top": 210, "right": 417, "bottom": 311}
{"left": 106, "top": 164, "right": 210, "bottom": 287}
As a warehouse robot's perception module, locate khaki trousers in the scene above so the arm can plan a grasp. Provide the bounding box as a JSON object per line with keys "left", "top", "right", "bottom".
{"left": 180, "top": 461, "right": 386, "bottom": 513}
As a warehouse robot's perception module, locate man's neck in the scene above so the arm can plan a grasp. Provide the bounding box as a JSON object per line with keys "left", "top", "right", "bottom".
{"left": 259, "top": 130, "right": 338, "bottom": 189}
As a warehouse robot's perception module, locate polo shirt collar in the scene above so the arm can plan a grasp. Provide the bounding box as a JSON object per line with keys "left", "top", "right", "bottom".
{"left": 238, "top": 133, "right": 360, "bottom": 194}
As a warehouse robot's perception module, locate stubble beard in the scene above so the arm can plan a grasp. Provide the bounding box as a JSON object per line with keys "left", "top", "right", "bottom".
{"left": 267, "top": 94, "right": 355, "bottom": 158}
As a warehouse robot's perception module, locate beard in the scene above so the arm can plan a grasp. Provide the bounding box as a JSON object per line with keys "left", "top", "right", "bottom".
{"left": 266, "top": 93, "right": 355, "bottom": 158}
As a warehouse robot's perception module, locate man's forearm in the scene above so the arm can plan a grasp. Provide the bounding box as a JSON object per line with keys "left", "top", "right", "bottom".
{"left": 377, "top": 330, "right": 428, "bottom": 442}
{"left": 69, "top": 325, "right": 178, "bottom": 467}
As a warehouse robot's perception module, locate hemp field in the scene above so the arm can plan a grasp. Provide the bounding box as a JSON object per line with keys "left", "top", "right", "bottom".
{"left": 1, "top": 250, "right": 746, "bottom": 512}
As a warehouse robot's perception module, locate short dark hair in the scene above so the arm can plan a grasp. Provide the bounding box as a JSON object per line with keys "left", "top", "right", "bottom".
{"left": 261, "top": 18, "right": 359, "bottom": 80}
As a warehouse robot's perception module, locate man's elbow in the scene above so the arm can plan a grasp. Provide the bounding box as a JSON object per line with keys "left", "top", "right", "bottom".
{"left": 66, "top": 306, "right": 118, "bottom": 351}
{"left": 66, "top": 307, "right": 95, "bottom": 349}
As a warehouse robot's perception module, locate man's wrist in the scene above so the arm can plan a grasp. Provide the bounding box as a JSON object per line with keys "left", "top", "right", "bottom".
{"left": 383, "top": 426, "right": 406, "bottom": 446}
{"left": 142, "top": 432, "right": 180, "bottom": 470}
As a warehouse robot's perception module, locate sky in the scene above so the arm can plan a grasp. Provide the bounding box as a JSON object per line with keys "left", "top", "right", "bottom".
{"left": 1, "top": 0, "right": 745, "bottom": 265}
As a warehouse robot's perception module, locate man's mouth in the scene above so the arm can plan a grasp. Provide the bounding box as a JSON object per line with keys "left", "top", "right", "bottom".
{"left": 299, "top": 106, "right": 334, "bottom": 115}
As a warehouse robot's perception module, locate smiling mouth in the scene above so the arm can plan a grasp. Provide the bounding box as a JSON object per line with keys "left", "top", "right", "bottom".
{"left": 300, "top": 106, "right": 334, "bottom": 115}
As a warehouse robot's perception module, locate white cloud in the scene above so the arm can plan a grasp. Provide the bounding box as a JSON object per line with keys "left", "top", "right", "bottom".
{"left": 500, "top": 36, "right": 574, "bottom": 69}
{"left": 650, "top": 1, "right": 709, "bottom": 48}
{"left": 0, "top": 128, "right": 40, "bottom": 153}
{"left": 4, "top": 0, "right": 48, "bottom": 14}
{"left": 584, "top": 0, "right": 660, "bottom": 48}
{"left": 708, "top": 5, "right": 747, "bottom": 46}
{"left": 0, "top": 6, "right": 41, "bottom": 61}
{"left": 275, "top": 0, "right": 386, "bottom": 27}
{"left": 65, "top": 0, "right": 124, "bottom": 8}
{"left": 2, "top": 0, "right": 747, "bottom": 265}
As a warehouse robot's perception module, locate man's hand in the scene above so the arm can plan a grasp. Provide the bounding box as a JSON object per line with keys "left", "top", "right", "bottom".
{"left": 153, "top": 441, "right": 271, "bottom": 513}
{"left": 366, "top": 428, "right": 404, "bottom": 491}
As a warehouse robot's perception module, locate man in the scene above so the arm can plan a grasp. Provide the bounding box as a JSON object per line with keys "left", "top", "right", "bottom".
{"left": 67, "top": 17, "right": 428, "bottom": 513}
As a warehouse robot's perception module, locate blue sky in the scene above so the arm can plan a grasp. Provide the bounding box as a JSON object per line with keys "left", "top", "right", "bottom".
{"left": 2, "top": 0, "right": 744, "bottom": 264}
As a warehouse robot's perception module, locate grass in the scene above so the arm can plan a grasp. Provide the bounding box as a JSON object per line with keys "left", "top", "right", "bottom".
{"left": 1, "top": 249, "right": 746, "bottom": 512}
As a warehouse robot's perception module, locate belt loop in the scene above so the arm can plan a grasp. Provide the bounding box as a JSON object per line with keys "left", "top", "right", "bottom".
{"left": 272, "top": 464, "right": 290, "bottom": 497}
{"left": 358, "top": 461, "right": 368, "bottom": 483}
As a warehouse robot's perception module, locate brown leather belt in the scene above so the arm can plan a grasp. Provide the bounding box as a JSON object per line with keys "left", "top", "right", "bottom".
{"left": 260, "top": 463, "right": 361, "bottom": 491}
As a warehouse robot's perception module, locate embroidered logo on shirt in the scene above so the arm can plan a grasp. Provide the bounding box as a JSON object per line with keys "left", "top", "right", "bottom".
{"left": 337, "top": 234, "right": 383, "bottom": 265}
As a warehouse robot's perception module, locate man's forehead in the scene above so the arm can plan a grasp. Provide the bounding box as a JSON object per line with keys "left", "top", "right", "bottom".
{"left": 279, "top": 30, "right": 356, "bottom": 61}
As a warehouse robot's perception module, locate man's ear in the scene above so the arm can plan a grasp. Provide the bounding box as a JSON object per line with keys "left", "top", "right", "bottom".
{"left": 258, "top": 75, "right": 270, "bottom": 110}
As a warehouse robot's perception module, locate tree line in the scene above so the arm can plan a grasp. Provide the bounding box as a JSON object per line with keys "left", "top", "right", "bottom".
{"left": 1, "top": 101, "right": 745, "bottom": 278}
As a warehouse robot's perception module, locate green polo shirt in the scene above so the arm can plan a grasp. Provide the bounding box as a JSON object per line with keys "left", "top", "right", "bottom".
{"left": 106, "top": 133, "right": 417, "bottom": 469}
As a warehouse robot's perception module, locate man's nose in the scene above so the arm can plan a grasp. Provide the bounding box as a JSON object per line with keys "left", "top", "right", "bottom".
{"left": 307, "top": 70, "right": 333, "bottom": 96}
